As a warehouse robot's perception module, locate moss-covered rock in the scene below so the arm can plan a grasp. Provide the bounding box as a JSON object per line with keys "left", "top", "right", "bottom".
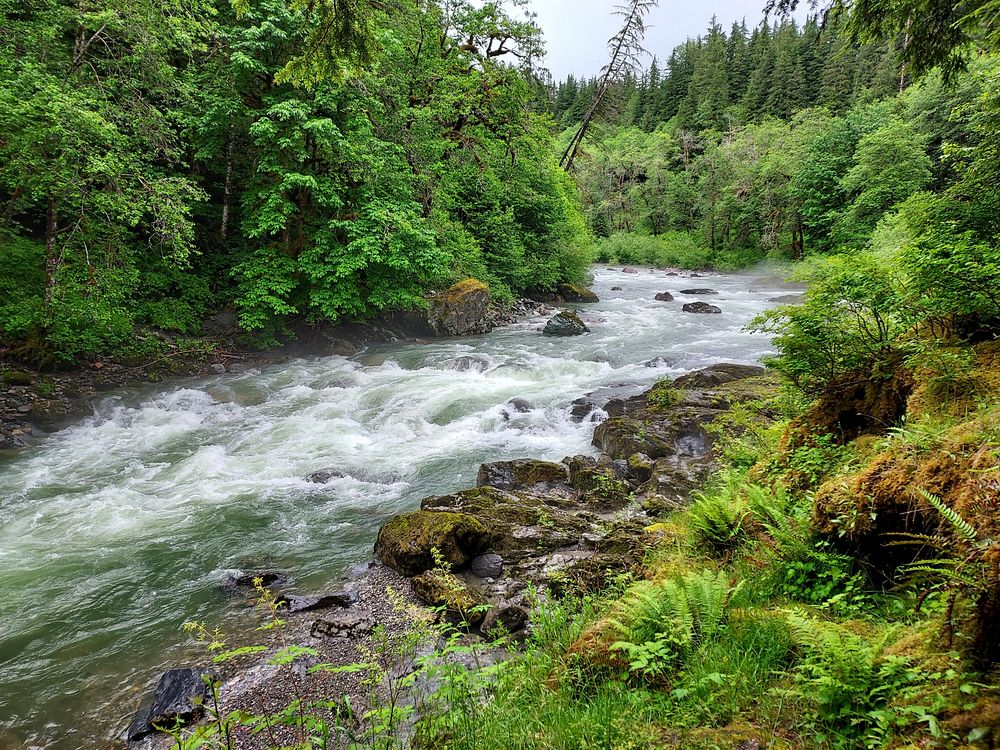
{"left": 543, "top": 310, "right": 589, "bottom": 336}
{"left": 411, "top": 571, "right": 488, "bottom": 625}
{"left": 1, "top": 370, "right": 33, "bottom": 386}
{"left": 593, "top": 417, "right": 675, "bottom": 459}
{"left": 477, "top": 459, "right": 569, "bottom": 490}
{"left": 374, "top": 511, "right": 493, "bottom": 576}
{"left": 672, "top": 363, "right": 766, "bottom": 389}
{"left": 627, "top": 452, "right": 655, "bottom": 482}
{"left": 556, "top": 282, "right": 599, "bottom": 303}
{"left": 427, "top": 279, "right": 491, "bottom": 336}
{"left": 570, "top": 466, "right": 632, "bottom": 509}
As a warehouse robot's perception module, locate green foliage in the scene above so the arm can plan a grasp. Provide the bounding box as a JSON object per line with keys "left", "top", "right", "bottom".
{"left": 686, "top": 482, "right": 749, "bottom": 556}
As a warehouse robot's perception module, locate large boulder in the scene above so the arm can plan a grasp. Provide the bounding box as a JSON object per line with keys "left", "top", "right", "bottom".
{"left": 375, "top": 511, "right": 493, "bottom": 576}
{"left": 557, "top": 283, "right": 600, "bottom": 303}
{"left": 127, "top": 668, "right": 212, "bottom": 742}
{"left": 672, "top": 363, "right": 766, "bottom": 389}
{"left": 427, "top": 279, "right": 491, "bottom": 335}
{"left": 654, "top": 292, "right": 675, "bottom": 302}
{"left": 477, "top": 459, "right": 569, "bottom": 490}
{"left": 683, "top": 302, "right": 722, "bottom": 314}
{"left": 543, "top": 311, "right": 589, "bottom": 336}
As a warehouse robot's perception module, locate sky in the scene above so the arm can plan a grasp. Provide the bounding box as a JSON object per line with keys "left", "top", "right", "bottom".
{"left": 527, "top": 0, "right": 805, "bottom": 80}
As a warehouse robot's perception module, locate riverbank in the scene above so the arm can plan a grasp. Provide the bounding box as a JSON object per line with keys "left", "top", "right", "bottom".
{"left": 123, "top": 361, "right": 781, "bottom": 749}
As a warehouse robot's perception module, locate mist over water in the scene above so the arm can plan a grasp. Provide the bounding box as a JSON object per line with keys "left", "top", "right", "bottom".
{"left": 0, "top": 265, "right": 798, "bottom": 749}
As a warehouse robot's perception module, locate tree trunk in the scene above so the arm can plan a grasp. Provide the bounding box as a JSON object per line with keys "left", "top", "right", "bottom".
{"left": 220, "top": 120, "right": 236, "bottom": 242}
{"left": 43, "top": 198, "right": 60, "bottom": 307}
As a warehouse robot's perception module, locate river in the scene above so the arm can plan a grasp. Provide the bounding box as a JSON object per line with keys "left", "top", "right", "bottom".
{"left": 0, "top": 265, "right": 799, "bottom": 749}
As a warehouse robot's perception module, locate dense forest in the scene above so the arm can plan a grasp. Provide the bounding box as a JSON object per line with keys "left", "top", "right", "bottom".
{"left": 0, "top": 0, "right": 589, "bottom": 365}
{"left": 556, "top": 15, "right": 1000, "bottom": 277}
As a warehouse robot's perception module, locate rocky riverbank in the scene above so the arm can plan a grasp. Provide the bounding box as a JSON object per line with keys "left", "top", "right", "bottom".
{"left": 122, "top": 362, "right": 778, "bottom": 749}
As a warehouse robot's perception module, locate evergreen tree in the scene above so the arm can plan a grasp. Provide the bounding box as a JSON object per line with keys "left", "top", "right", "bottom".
{"left": 692, "top": 18, "right": 731, "bottom": 130}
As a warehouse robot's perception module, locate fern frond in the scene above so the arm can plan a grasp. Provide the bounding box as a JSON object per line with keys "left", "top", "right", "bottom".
{"left": 915, "top": 487, "right": 978, "bottom": 543}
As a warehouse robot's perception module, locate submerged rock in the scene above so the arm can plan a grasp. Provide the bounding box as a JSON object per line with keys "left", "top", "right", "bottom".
{"left": 127, "top": 668, "right": 212, "bottom": 742}
{"left": 443, "top": 354, "right": 491, "bottom": 372}
{"left": 543, "top": 310, "right": 589, "bottom": 336}
{"left": 654, "top": 291, "right": 675, "bottom": 302}
{"left": 569, "top": 397, "right": 600, "bottom": 422}
{"left": 682, "top": 302, "right": 722, "bottom": 314}
{"left": 427, "top": 279, "right": 491, "bottom": 336}
{"left": 621, "top": 267, "right": 638, "bottom": 274}
{"left": 375, "top": 511, "right": 493, "bottom": 576}
{"left": 226, "top": 569, "right": 285, "bottom": 588}
{"left": 506, "top": 398, "right": 532, "bottom": 413}
{"left": 680, "top": 288, "right": 718, "bottom": 295}
{"left": 304, "top": 468, "right": 346, "bottom": 484}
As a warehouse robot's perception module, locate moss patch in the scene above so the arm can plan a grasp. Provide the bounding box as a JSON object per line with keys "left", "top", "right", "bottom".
{"left": 374, "top": 510, "right": 493, "bottom": 576}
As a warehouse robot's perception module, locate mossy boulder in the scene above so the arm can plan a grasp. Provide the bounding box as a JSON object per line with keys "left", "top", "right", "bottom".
{"left": 570, "top": 466, "right": 632, "bottom": 509}
{"left": 477, "top": 459, "right": 569, "bottom": 490}
{"left": 672, "top": 363, "right": 765, "bottom": 389}
{"left": 374, "top": 511, "right": 493, "bottom": 576}
{"left": 556, "top": 282, "right": 599, "bottom": 303}
{"left": 543, "top": 310, "right": 589, "bottom": 336}
{"left": 427, "top": 278, "right": 491, "bottom": 336}
{"left": 1, "top": 370, "right": 33, "bottom": 386}
{"left": 411, "top": 571, "right": 488, "bottom": 625}
{"left": 627, "top": 452, "right": 655, "bottom": 482}
{"left": 593, "top": 417, "right": 675, "bottom": 459}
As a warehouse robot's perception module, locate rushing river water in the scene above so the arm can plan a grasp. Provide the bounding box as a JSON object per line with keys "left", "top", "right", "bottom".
{"left": 0, "top": 265, "right": 799, "bottom": 749}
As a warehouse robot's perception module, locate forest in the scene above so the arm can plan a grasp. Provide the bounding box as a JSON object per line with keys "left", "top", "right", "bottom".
{"left": 0, "top": 0, "right": 589, "bottom": 365}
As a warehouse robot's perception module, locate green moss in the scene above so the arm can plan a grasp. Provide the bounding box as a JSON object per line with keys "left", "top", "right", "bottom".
{"left": 1, "top": 370, "right": 33, "bottom": 386}
{"left": 374, "top": 510, "right": 493, "bottom": 576}
{"left": 647, "top": 379, "right": 682, "bottom": 412}
{"left": 411, "top": 571, "right": 488, "bottom": 625}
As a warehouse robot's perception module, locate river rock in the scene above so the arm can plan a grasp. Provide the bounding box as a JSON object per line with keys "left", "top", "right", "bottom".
{"left": 654, "top": 292, "right": 675, "bottom": 302}
{"left": 278, "top": 590, "right": 358, "bottom": 613}
{"left": 469, "top": 553, "right": 504, "bottom": 578}
{"left": 375, "top": 511, "right": 493, "bottom": 576}
{"left": 672, "top": 363, "right": 766, "bottom": 389}
{"left": 443, "top": 354, "right": 491, "bottom": 372}
{"left": 427, "top": 279, "right": 491, "bottom": 336}
{"left": 477, "top": 459, "right": 569, "bottom": 490}
{"left": 556, "top": 283, "right": 600, "bottom": 303}
{"left": 310, "top": 612, "right": 375, "bottom": 639}
{"left": 569, "top": 398, "right": 599, "bottom": 422}
{"left": 506, "top": 398, "right": 532, "bottom": 413}
{"left": 683, "top": 302, "right": 722, "bottom": 314}
{"left": 644, "top": 356, "right": 671, "bottom": 368}
{"left": 304, "top": 468, "right": 346, "bottom": 484}
{"left": 621, "top": 267, "right": 638, "bottom": 274}
{"left": 543, "top": 311, "right": 589, "bottom": 336}
{"left": 127, "top": 668, "right": 212, "bottom": 741}
{"left": 768, "top": 293, "right": 804, "bottom": 303}
{"left": 680, "top": 288, "right": 718, "bottom": 295}
{"left": 611, "top": 286, "right": 623, "bottom": 291}
{"left": 226, "top": 569, "right": 285, "bottom": 588}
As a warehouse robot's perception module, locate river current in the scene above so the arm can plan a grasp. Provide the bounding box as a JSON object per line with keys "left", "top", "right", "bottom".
{"left": 0, "top": 265, "right": 799, "bottom": 748}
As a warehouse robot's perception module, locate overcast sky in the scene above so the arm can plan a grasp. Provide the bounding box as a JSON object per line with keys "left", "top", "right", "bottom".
{"left": 527, "top": 0, "right": 803, "bottom": 79}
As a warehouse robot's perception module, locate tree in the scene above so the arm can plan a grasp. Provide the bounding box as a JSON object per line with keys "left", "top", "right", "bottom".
{"left": 560, "top": 0, "right": 659, "bottom": 170}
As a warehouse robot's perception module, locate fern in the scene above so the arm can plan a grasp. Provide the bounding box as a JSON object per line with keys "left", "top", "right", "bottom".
{"left": 914, "top": 487, "right": 978, "bottom": 543}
